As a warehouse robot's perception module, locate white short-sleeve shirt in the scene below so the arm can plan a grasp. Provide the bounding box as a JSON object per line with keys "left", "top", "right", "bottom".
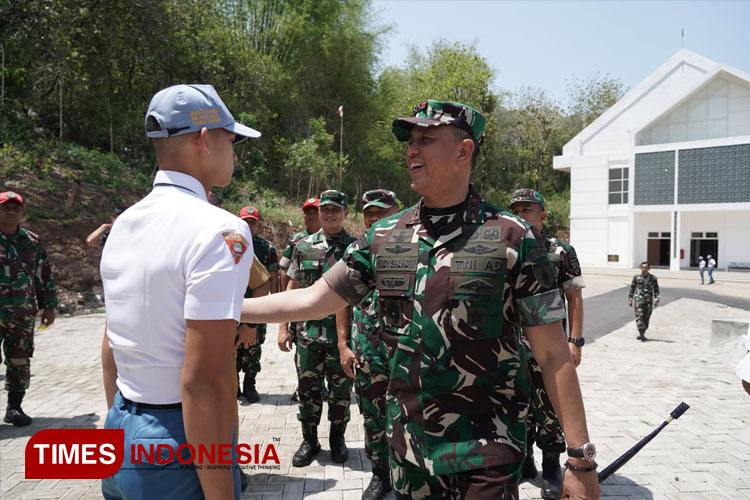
{"left": 101, "top": 170, "right": 253, "bottom": 404}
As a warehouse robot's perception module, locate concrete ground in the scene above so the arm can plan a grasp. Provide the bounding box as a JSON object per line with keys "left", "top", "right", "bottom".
{"left": 1, "top": 273, "right": 749, "bottom": 499}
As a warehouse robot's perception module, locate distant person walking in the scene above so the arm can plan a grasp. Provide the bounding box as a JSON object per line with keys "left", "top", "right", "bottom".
{"left": 628, "top": 262, "right": 660, "bottom": 341}
{"left": 707, "top": 254, "right": 716, "bottom": 284}
{"left": 698, "top": 256, "right": 705, "bottom": 284}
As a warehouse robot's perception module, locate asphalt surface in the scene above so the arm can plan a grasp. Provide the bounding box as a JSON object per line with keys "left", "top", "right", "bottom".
{"left": 584, "top": 285, "right": 750, "bottom": 343}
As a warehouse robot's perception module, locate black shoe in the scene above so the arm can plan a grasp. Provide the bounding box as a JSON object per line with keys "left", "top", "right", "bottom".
{"left": 291, "top": 389, "right": 298, "bottom": 402}
{"left": 540, "top": 452, "right": 561, "bottom": 499}
{"left": 329, "top": 423, "right": 349, "bottom": 463}
{"left": 4, "top": 407, "right": 32, "bottom": 427}
{"left": 362, "top": 457, "right": 392, "bottom": 500}
{"left": 242, "top": 373, "right": 260, "bottom": 404}
{"left": 240, "top": 469, "right": 249, "bottom": 493}
{"left": 292, "top": 424, "right": 321, "bottom": 467}
{"left": 321, "top": 387, "right": 329, "bottom": 403}
{"left": 521, "top": 452, "right": 537, "bottom": 479}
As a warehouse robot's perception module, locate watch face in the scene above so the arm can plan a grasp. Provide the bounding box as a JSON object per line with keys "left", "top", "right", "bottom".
{"left": 583, "top": 443, "right": 597, "bottom": 461}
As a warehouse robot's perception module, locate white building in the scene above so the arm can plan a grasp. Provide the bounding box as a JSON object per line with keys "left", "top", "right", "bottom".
{"left": 554, "top": 49, "right": 750, "bottom": 272}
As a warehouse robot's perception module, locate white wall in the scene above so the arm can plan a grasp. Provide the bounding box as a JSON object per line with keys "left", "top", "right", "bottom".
{"left": 729, "top": 81, "right": 750, "bottom": 136}
{"left": 570, "top": 218, "right": 608, "bottom": 266}
{"left": 724, "top": 211, "right": 750, "bottom": 269}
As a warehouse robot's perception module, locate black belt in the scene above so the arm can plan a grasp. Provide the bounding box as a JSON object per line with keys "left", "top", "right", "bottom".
{"left": 122, "top": 396, "right": 182, "bottom": 410}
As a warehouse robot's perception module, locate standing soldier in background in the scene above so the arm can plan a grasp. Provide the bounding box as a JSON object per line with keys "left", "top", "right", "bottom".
{"left": 337, "top": 189, "right": 399, "bottom": 500}
{"left": 629, "top": 262, "right": 660, "bottom": 341}
{"left": 283, "top": 190, "right": 355, "bottom": 467}
{"left": 279, "top": 197, "right": 320, "bottom": 402}
{"left": 236, "top": 205, "right": 279, "bottom": 403}
{"left": 0, "top": 191, "right": 58, "bottom": 427}
{"left": 510, "top": 188, "right": 586, "bottom": 500}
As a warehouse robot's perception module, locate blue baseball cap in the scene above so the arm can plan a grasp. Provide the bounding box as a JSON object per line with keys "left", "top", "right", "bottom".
{"left": 145, "top": 84, "right": 260, "bottom": 143}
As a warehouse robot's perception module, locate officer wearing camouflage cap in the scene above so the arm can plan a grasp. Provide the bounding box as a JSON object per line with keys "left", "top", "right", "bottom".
{"left": 336, "top": 189, "right": 400, "bottom": 500}
{"left": 283, "top": 189, "right": 356, "bottom": 467}
{"left": 510, "top": 188, "right": 586, "bottom": 499}
{"left": 240, "top": 100, "right": 600, "bottom": 499}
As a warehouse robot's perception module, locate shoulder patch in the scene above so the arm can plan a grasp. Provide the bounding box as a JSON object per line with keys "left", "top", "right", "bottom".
{"left": 223, "top": 232, "right": 249, "bottom": 264}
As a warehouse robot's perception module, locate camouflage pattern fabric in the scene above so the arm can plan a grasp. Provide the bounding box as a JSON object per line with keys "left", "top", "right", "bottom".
{"left": 629, "top": 273, "right": 660, "bottom": 332}
{"left": 295, "top": 337, "right": 352, "bottom": 426}
{"left": 323, "top": 187, "right": 566, "bottom": 477}
{"left": 523, "top": 231, "right": 585, "bottom": 453}
{"left": 0, "top": 228, "right": 57, "bottom": 391}
{"left": 237, "top": 235, "right": 278, "bottom": 375}
{"left": 351, "top": 292, "right": 389, "bottom": 461}
{"left": 279, "top": 229, "right": 311, "bottom": 342}
{"left": 390, "top": 447, "right": 520, "bottom": 500}
{"left": 289, "top": 229, "right": 355, "bottom": 425}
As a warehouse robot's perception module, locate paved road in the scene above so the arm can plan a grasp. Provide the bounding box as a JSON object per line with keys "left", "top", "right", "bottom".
{"left": 2, "top": 284, "right": 750, "bottom": 499}
{"left": 584, "top": 285, "right": 750, "bottom": 343}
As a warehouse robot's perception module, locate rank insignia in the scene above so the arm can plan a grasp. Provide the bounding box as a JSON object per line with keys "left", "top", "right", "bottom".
{"left": 223, "top": 232, "right": 249, "bottom": 264}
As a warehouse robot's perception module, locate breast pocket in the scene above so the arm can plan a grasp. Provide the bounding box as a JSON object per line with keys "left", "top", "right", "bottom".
{"left": 376, "top": 273, "right": 414, "bottom": 334}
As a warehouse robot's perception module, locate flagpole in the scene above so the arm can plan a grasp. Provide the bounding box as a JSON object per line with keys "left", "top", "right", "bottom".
{"left": 339, "top": 108, "right": 343, "bottom": 189}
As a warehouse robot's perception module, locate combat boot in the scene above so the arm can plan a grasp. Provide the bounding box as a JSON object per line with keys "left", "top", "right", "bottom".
{"left": 242, "top": 373, "right": 260, "bottom": 404}
{"left": 539, "top": 452, "right": 562, "bottom": 499}
{"left": 362, "top": 457, "right": 392, "bottom": 500}
{"left": 4, "top": 391, "right": 32, "bottom": 427}
{"left": 292, "top": 423, "right": 321, "bottom": 467}
{"left": 521, "top": 443, "right": 537, "bottom": 479}
{"left": 329, "top": 423, "right": 349, "bottom": 463}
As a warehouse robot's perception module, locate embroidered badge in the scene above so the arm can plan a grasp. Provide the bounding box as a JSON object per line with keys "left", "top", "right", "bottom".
{"left": 223, "top": 232, "right": 249, "bottom": 264}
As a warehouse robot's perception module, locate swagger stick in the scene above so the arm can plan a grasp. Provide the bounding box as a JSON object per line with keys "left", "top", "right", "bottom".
{"left": 598, "top": 402, "right": 690, "bottom": 483}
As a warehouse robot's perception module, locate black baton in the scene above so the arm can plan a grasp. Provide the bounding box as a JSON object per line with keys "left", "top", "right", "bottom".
{"left": 598, "top": 402, "right": 689, "bottom": 483}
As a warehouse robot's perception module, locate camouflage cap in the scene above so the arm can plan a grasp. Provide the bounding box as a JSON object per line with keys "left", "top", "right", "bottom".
{"left": 319, "top": 189, "right": 348, "bottom": 208}
{"left": 0, "top": 191, "right": 24, "bottom": 207}
{"left": 238, "top": 205, "right": 261, "bottom": 221}
{"left": 509, "top": 188, "right": 546, "bottom": 210}
{"left": 392, "top": 99, "right": 486, "bottom": 144}
{"left": 362, "top": 189, "right": 398, "bottom": 210}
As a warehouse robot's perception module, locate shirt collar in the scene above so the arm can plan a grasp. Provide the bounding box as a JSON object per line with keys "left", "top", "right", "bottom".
{"left": 153, "top": 170, "right": 207, "bottom": 202}
{"left": 408, "top": 186, "right": 485, "bottom": 226}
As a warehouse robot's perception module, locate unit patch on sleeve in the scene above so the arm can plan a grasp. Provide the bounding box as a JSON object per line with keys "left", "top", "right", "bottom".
{"left": 222, "top": 232, "right": 249, "bottom": 264}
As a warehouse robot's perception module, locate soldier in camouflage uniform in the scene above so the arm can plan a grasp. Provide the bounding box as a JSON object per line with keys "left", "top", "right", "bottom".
{"left": 0, "top": 191, "right": 58, "bottom": 427}
{"left": 285, "top": 190, "right": 355, "bottom": 467}
{"left": 236, "top": 206, "right": 279, "bottom": 403}
{"left": 629, "top": 262, "right": 660, "bottom": 341}
{"left": 239, "top": 101, "right": 600, "bottom": 500}
{"left": 510, "top": 188, "right": 586, "bottom": 500}
{"left": 336, "top": 189, "right": 400, "bottom": 500}
{"left": 279, "top": 198, "right": 320, "bottom": 403}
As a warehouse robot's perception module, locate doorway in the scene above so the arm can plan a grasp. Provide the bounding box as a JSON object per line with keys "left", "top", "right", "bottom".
{"left": 647, "top": 238, "right": 670, "bottom": 266}
{"left": 690, "top": 235, "right": 718, "bottom": 267}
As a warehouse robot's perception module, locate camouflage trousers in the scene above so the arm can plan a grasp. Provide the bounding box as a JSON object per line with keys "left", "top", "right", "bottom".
{"left": 390, "top": 447, "right": 520, "bottom": 500}
{"left": 295, "top": 337, "right": 352, "bottom": 426}
{"left": 352, "top": 340, "right": 389, "bottom": 461}
{"left": 525, "top": 356, "right": 566, "bottom": 453}
{"left": 634, "top": 302, "right": 653, "bottom": 333}
{"left": 0, "top": 315, "right": 35, "bottom": 392}
{"left": 236, "top": 324, "right": 267, "bottom": 375}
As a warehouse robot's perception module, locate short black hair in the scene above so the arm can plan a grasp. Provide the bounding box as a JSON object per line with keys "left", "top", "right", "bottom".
{"left": 640, "top": 261, "right": 649, "bottom": 267}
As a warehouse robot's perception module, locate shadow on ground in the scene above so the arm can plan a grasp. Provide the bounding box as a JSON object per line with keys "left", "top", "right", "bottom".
{"left": 0, "top": 414, "right": 100, "bottom": 440}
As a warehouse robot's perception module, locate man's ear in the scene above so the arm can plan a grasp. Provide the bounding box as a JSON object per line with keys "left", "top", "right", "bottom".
{"left": 540, "top": 210, "right": 548, "bottom": 223}
{"left": 196, "top": 127, "right": 210, "bottom": 154}
{"left": 344, "top": 208, "right": 349, "bottom": 218}
{"left": 457, "top": 138, "right": 475, "bottom": 165}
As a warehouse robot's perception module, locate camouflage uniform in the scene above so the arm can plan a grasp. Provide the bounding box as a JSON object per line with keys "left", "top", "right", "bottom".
{"left": 629, "top": 272, "right": 660, "bottom": 335}
{"left": 236, "top": 234, "right": 279, "bottom": 376}
{"left": 351, "top": 290, "right": 390, "bottom": 461}
{"left": 280, "top": 229, "right": 311, "bottom": 342}
{"left": 523, "top": 232, "right": 585, "bottom": 454}
{"left": 288, "top": 229, "right": 355, "bottom": 426}
{"left": 0, "top": 228, "right": 58, "bottom": 392}
{"left": 323, "top": 188, "right": 566, "bottom": 497}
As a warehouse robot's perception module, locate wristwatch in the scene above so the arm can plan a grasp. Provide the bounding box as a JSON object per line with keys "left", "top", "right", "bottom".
{"left": 568, "top": 337, "right": 585, "bottom": 347}
{"left": 567, "top": 442, "right": 597, "bottom": 462}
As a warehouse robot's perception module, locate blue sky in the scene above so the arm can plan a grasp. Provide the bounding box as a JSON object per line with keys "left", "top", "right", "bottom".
{"left": 372, "top": 1, "right": 750, "bottom": 108}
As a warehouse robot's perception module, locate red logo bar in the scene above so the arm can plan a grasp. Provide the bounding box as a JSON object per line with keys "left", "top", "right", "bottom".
{"left": 25, "top": 429, "right": 124, "bottom": 479}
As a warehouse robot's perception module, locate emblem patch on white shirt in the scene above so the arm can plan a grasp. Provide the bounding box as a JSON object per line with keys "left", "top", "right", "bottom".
{"left": 223, "top": 232, "right": 249, "bottom": 264}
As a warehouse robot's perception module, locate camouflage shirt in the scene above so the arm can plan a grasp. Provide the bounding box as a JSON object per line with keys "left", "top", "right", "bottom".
{"left": 628, "top": 273, "right": 660, "bottom": 303}
{"left": 350, "top": 290, "right": 386, "bottom": 366}
{"left": 0, "top": 227, "right": 58, "bottom": 320}
{"left": 543, "top": 231, "right": 584, "bottom": 295}
{"left": 289, "top": 229, "right": 355, "bottom": 343}
{"left": 279, "top": 229, "right": 311, "bottom": 272}
{"left": 323, "top": 188, "right": 566, "bottom": 475}
{"left": 243, "top": 235, "right": 279, "bottom": 325}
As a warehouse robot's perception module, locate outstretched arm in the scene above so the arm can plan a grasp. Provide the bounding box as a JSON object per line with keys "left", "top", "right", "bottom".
{"left": 241, "top": 277, "right": 348, "bottom": 325}
{"left": 86, "top": 224, "right": 112, "bottom": 247}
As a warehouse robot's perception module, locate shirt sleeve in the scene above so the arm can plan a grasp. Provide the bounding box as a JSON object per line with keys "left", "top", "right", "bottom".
{"left": 323, "top": 233, "right": 376, "bottom": 307}
{"left": 34, "top": 238, "right": 58, "bottom": 310}
{"left": 287, "top": 245, "right": 303, "bottom": 282}
{"left": 279, "top": 240, "right": 295, "bottom": 271}
{"left": 183, "top": 222, "right": 253, "bottom": 322}
{"left": 513, "top": 227, "right": 567, "bottom": 328}
{"left": 560, "top": 244, "right": 585, "bottom": 294}
{"left": 266, "top": 244, "right": 280, "bottom": 273}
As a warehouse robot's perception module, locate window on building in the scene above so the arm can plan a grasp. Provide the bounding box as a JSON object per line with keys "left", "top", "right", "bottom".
{"left": 648, "top": 232, "right": 659, "bottom": 238}
{"left": 706, "top": 232, "right": 718, "bottom": 238}
{"left": 609, "top": 168, "right": 629, "bottom": 204}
